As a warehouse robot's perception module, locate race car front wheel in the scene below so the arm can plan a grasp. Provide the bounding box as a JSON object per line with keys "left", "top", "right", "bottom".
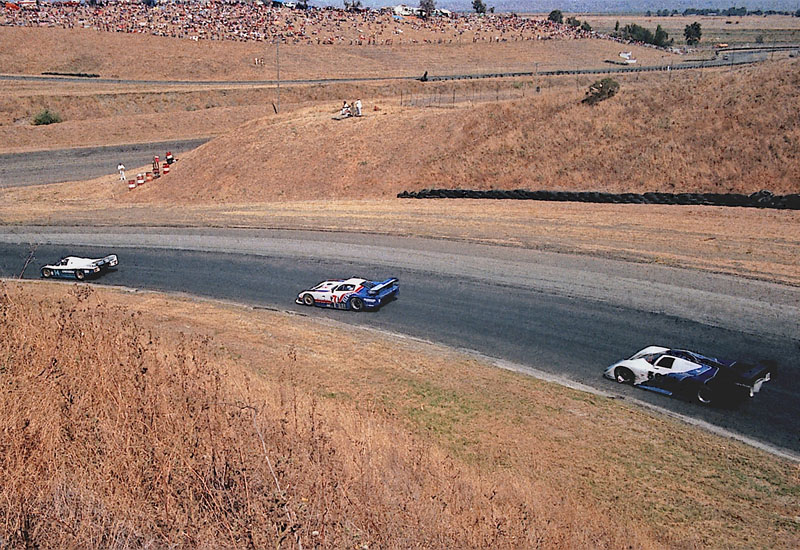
{"left": 41, "top": 268, "right": 52, "bottom": 278}
{"left": 302, "top": 294, "right": 315, "bottom": 306}
{"left": 614, "top": 367, "right": 634, "bottom": 385}
{"left": 350, "top": 297, "right": 364, "bottom": 312}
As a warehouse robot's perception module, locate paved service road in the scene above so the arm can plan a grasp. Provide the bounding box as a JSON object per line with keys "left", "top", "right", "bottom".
{"left": 0, "top": 138, "right": 210, "bottom": 188}
{"left": 0, "top": 228, "right": 798, "bottom": 458}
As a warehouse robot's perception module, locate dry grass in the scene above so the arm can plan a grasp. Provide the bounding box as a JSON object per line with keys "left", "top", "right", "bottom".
{"left": 104, "top": 59, "right": 800, "bottom": 203}
{"left": 1, "top": 282, "right": 798, "bottom": 549}
{"left": 584, "top": 14, "right": 800, "bottom": 45}
{"left": 0, "top": 26, "right": 677, "bottom": 82}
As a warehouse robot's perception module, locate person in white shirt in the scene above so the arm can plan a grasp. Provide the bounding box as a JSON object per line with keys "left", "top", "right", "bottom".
{"left": 355, "top": 99, "right": 362, "bottom": 117}
{"left": 117, "top": 163, "right": 126, "bottom": 181}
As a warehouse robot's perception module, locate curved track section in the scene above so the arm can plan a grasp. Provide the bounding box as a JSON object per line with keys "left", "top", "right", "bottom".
{"left": 0, "top": 138, "right": 210, "bottom": 188}
{"left": 1, "top": 227, "right": 797, "bottom": 456}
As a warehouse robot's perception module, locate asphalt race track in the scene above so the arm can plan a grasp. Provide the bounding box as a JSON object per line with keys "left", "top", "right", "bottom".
{"left": 0, "top": 228, "right": 798, "bottom": 458}
{"left": 0, "top": 138, "right": 209, "bottom": 188}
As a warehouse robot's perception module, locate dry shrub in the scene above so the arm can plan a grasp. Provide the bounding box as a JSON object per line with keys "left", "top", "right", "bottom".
{"left": 0, "top": 282, "right": 657, "bottom": 549}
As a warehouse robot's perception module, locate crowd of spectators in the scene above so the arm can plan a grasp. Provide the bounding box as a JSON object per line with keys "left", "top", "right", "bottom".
{"left": 1, "top": 1, "right": 599, "bottom": 45}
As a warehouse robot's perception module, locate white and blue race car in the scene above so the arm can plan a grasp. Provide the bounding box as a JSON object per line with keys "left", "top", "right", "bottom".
{"left": 296, "top": 277, "right": 399, "bottom": 312}
{"left": 40, "top": 254, "right": 118, "bottom": 281}
{"left": 604, "top": 346, "right": 774, "bottom": 405}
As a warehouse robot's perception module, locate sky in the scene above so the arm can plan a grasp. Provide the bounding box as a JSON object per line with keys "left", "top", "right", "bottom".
{"left": 309, "top": 1, "right": 800, "bottom": 13}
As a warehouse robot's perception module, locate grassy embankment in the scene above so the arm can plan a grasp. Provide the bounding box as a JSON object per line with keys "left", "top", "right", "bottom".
{"left": 1, "top": 282, "right": 798, "bottom": 548}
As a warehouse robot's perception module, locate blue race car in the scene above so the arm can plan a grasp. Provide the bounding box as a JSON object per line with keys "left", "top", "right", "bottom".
{"left": 296, "top": 277, "right": 399, "bottom": 312}
{"left": 604, "top": 346, "right": 774, "bottom": 405}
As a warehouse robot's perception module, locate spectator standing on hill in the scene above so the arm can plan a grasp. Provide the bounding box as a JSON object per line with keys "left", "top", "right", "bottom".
{"left": 117, "top": 162, "right": 126, "bottom": 181}
{"left": 355, "top": 99, "right": 362, "bottom": 117}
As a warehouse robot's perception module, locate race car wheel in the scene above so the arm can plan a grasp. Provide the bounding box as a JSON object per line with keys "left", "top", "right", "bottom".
{"left": 350, "top": 297, "right": 364, "bottom": 312}
{"left": 41, "top": 268, "right": 53, "bottom": 278}
{"left": 75, "top": 270, "right": 85, "bottom": 281}
{"left": 614, "top": 367, "right": 635, "bottom": 385}
{"left": 696, "top": 386, "right": 715, "bottom": 405}
{"left": 302, "top": 294, "right": 315, "bottom": 306}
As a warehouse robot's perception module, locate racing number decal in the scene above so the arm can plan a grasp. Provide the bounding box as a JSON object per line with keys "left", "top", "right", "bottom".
{"left": 331, "top": 293, "right": 352, "bottom": 309}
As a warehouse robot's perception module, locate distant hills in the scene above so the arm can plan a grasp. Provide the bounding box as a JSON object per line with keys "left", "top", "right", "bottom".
{"left": 313, "top": 1, "right": 799, "bottom": 14}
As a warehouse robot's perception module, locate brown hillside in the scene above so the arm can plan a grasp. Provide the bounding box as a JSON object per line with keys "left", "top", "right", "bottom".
{"left": 126, "top": 59, "right": 800, "bottom": 203}
{"left": 0, "top": 27, "right": 675, "bottom": 82}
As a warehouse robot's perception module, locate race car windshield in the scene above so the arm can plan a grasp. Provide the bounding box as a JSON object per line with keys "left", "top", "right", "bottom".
{"left": 670, "top": 349, "right": 727, "bottom": 369}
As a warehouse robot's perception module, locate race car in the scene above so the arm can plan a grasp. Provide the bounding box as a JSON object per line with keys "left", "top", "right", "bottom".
{"left": 296, "top": 277, "right": 399, "bottom": 312}
{"left": 604, "top": 346, "right": 774, "bottom": 405}
{"left": 40, "top": 254, "right": 118, "bottom": 281}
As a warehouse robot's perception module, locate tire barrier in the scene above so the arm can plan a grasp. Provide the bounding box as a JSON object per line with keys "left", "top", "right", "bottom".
{"left": 397, "top": 189, "right": 800, "bottom": 210}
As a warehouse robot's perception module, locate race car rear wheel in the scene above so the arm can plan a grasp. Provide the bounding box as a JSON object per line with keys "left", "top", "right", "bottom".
{"left": 41, "top": 268, "right": 53, "bottom": 278}
{"left": 302, "top": 294, "right": 315, "bottom": 306}
{"left": 614, "top": 367, "right": 635, "bottom": 385}
{"left": 350, "top": 297, "right": 364, "bottom": 312}
{"left": 75, "top": 270, "right": 85, "bottom": 281}
{"left": 695, "top": 386, "right": 715, "bottom": 405}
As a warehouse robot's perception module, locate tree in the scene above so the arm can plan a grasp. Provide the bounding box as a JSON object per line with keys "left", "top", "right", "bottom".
{"left": 614, "top": 20, "right": 619, "bottom": 32}
{"left": 581, "top": 21, "right": 592, "bottom": 32}
{"left": 548, "top": 10, "right": 563, "bottom": 24}
{"left": 653, "top": 24, "right": 672, "bottom": 47}
{"left": 344, "top": 0, "right": 362, "bottom": 11}
{"left": 684, "top": 21, "right": 702, "bottom": 45}
{"left": 419, "top": 0, "right": 435, "bottom": 18}
{"left": 565, "top": 16, "right": 580, "bottom": 27}
{"left": 472, "top": 0, "right": 486, "bottom": 14}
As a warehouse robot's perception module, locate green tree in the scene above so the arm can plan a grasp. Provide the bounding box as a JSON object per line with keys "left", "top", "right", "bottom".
{"left": 548, "top": 10, "right": 563, "bottom": 24}
{"left": 614, "top": 20, "right": 619, "bottom": 32}
{"left": 581, "top": 21, "right": 592, "bottom": 32}
{"left": 565, "top": 16, "right": 580, "bottom": 27}
{"left": 653, "top": 24, "right": 672, "bottom": 47}
{"left": 472, "top": 0, "right": 486, "bottom": 14}
{"left": 419, "top": 0, "right": 435, "bottom": 18}
{"left": 684, "top": 21, "right": 702, "bottom": 45}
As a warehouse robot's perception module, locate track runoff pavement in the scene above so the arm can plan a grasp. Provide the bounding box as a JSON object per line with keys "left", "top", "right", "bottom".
{"left": 0, "top": 138, "right": 209, "bottom": 188}
{"left": 0, "top": 227, "right": 797, "bottom": 459}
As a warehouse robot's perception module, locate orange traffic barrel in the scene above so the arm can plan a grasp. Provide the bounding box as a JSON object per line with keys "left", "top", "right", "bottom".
{"left": 128, "top": 179, "right": 137, "bottom": 190}
{"left": 162, "top": 162, "right": 170, "bottom": 174}
{"left": 136, "top": 173, "right": 145, "bottom": 186}
{"left": 146, "top": 172, "right": 153, "bottom": 182}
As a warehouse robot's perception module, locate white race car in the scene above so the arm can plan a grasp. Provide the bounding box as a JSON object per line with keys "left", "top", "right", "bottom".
{"left": 296, "top": 277, "right": 399, "bottom": 312}
{"left": 604, "top": 346, "right": 774, "bottom": 405}
{"left": 40, "top": 254, "right": 118, "bottom": 281}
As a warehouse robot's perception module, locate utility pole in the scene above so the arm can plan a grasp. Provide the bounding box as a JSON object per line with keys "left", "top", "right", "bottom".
{"left": 276, "top": 39, "right": 281, "bottom": 113}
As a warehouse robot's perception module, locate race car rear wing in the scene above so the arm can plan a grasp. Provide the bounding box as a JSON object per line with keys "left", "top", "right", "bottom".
{"left": 732, "top": 360, "right": 775, "bottom": 396}
{"left": 93, "top": 254, "right": 119, "bottom": 268}
{"left": 733, "top": 361, "right": 775, "bottom": 385}
{"left": 368, "top": 278, "right": 399, "bottom": 296}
